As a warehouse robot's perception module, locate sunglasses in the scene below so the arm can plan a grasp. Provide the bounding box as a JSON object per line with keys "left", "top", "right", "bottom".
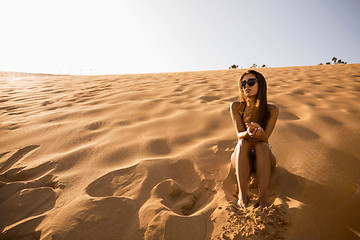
{"left": 240, "top": 78, "right": 258, "bottom": 88}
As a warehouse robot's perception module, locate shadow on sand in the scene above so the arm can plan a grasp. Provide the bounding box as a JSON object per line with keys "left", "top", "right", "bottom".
{"left": 223, "top": 165, "right": 360, "bottom": 240}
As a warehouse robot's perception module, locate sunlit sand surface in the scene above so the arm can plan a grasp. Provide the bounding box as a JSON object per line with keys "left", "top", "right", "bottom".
{"left": 1, "top": 64, "right": 360, "bottom": 239}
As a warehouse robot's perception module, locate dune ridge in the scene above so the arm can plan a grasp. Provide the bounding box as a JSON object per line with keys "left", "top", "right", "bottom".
{"left": 1, "top": 64, "right": 360, "bottom": 239}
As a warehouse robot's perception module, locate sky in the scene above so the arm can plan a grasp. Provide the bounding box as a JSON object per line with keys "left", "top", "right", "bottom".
{"left": 0, "top": 0, "right": 359, "bottom": 75}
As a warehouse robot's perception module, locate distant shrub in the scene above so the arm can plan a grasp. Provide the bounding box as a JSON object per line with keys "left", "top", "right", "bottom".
{"left": 337, "top": 59, "right": 347, "bottom": 64}
{"left": 229, "top": 64, "right": 239, "bottom": 69}
{"left": 332, "top": 57, "right": 338, "bottom": 64}
{"left": 228, "top": 63, "right": 267, "bottom": 69}
{"left": 319, "top": 57, "right": 347, "bottom": 65}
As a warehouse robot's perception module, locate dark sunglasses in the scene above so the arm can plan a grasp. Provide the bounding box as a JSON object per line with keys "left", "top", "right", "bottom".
{"left": 240, "top": 78, "right": 258, "bottom": 88}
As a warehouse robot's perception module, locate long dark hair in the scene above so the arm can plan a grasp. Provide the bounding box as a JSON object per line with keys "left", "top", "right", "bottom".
{"left": 238, "top": 70, "right": 269, "bottom": 129}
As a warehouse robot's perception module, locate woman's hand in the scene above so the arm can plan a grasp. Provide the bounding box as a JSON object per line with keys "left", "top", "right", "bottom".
{"left": 246, "top": 122, "right": 264, "bottom": 139}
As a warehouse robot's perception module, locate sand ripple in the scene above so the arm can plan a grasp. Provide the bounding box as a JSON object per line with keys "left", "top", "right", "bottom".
{"left": 1, "top": 65, "right": 360, "bottom": 239}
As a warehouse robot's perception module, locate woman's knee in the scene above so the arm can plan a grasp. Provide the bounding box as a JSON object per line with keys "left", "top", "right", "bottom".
{"left": 231, "top": 151, "right": 236, "bottom": 168}
{"left": 254, "top": 142, "right": 269, "bottom": 153}
{"left": 238, "top": 139, "right": 251, "bottom": 151}
{"left": 232, "top": 139, "right": 251, "bottom": 166}
{"left": 254, "top": 143, "right": 271, "bottom": 161}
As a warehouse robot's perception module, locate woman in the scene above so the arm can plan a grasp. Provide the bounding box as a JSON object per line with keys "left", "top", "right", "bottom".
{"left": 230, "top": 70, "right": 279, "bottom": 208}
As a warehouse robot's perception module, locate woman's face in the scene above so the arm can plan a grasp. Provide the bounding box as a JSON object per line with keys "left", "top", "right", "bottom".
{"left": 241, "top": 73, "right": 258, "bottom": 98}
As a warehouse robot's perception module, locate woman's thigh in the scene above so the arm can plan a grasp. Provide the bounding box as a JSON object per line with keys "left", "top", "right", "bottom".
{"left": 253, "top": 142, "right": 277, "bottom": 171}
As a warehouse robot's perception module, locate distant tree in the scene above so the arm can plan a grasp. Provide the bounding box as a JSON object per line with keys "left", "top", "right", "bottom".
{"left": 261, "top": 64, "right": 266, "bottom": 68}
{"left": 337, "top": 59, "right": 348, "bottom": 64}
{"left": 250, "top": 63, "right": 258, "bottom": 68}
{"left": 320, "top": 57, "right": 347, "bottom": 65}
{"left": 332, "top": 57, "right": 347, "bottom": 64}
{"left": 332, "top": 57, "right": 337, "bottom": 64}
{"left": 229, "top": 64, "right": 238, "bottom": 69}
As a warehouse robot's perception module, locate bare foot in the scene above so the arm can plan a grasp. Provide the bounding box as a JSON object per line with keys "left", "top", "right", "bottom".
{"left": 237, "top": 195, "right": 248, "bottom": 208}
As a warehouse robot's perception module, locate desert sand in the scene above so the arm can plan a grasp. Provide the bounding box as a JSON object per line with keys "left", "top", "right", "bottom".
{"left": 1, "top": 64, "right": 360, "bottom": 239}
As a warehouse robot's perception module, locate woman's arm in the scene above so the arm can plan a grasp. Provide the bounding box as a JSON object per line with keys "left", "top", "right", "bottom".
{"left": 230, "top": 101, "right": 250, "bottom": 141}
{"left": 247, "top": 104, "right": 279, "bottom": 142}
{"left": 264, "top": 104, "right": 279, "bottom": 138}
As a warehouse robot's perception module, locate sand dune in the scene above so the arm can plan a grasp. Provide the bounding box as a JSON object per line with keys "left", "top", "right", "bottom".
{"left": 1, "top": 64, "right": 360, "bottom": 239}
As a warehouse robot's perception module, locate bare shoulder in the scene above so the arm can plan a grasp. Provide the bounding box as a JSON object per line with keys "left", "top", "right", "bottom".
{"left": 230, "top": 101, "right": 241, "bottom": 110}
{"left": 268, "top": 104, "right": 279, "bottom": 116}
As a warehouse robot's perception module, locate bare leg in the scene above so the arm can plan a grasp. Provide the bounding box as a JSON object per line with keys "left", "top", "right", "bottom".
{"left": 254, "top": 142, "right": 272, "bottom": 208}
{"left": 231, "top": 139, "right": 251, "bottom": 208}
{"left": 270, "top": 149, "right": 277, "bottom": 171}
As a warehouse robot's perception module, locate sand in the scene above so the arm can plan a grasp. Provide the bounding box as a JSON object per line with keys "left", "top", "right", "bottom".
{"left": 1, "top": 64, "right": 360, "bottom": 239}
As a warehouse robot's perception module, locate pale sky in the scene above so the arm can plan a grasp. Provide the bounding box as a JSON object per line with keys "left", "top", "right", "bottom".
{"left": 1, "top": 0, "right": 359, "bottom": 75}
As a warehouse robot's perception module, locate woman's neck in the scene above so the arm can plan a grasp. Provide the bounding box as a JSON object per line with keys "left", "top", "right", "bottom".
{"left": 246, "top": 96, "right": 257, "bottom": 107}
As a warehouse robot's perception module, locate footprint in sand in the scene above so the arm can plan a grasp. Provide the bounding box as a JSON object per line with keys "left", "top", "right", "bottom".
{"left": 139, "top": 177, "right": 215, "bottom": 240}
{"left": 151, "top": 178, "right": 215, "bottom": 216}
